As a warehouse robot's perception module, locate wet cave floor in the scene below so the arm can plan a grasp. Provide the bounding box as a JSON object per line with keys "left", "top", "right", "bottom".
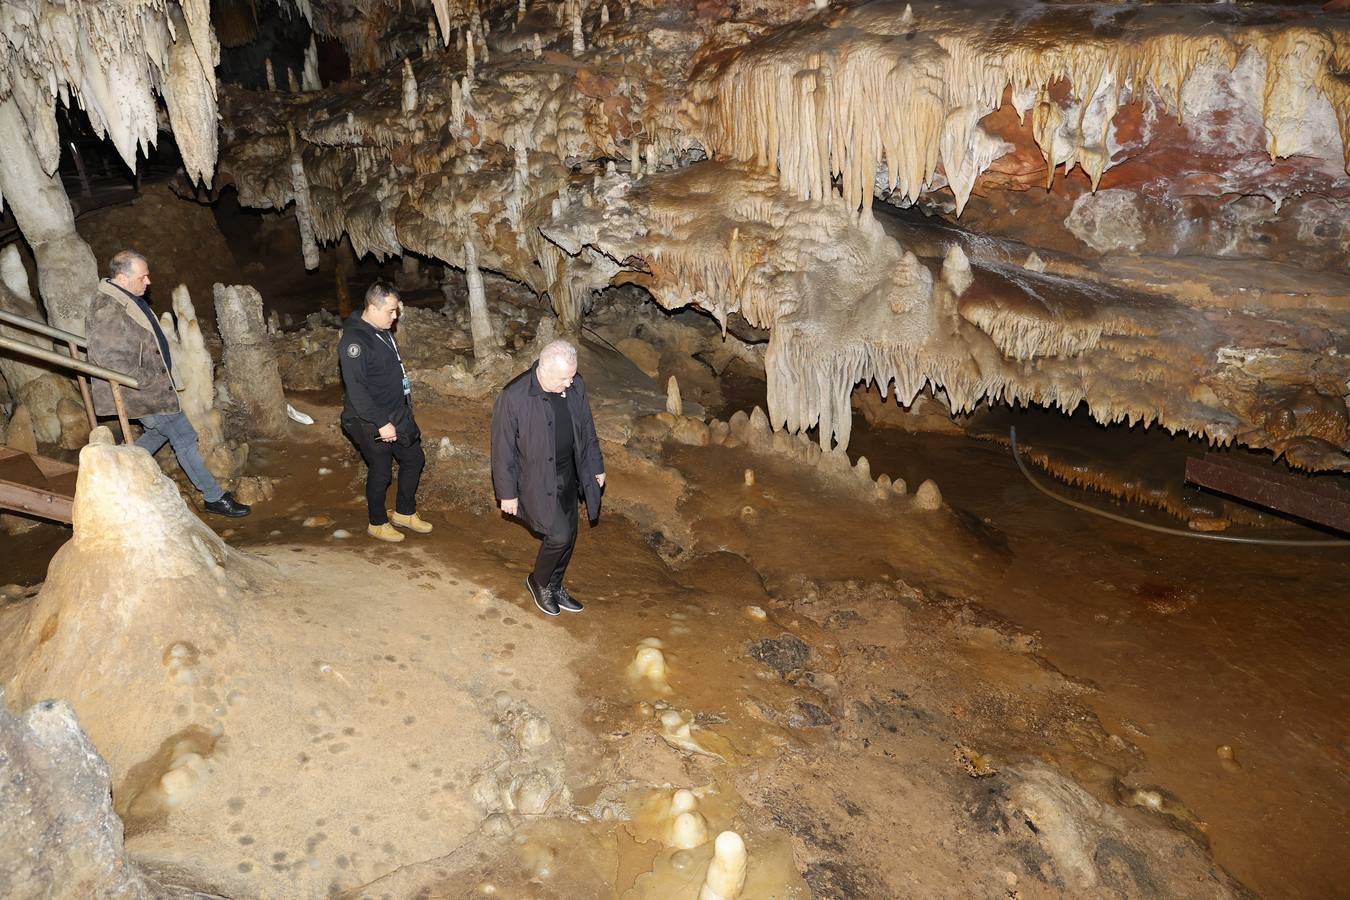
{"left": 4, "top": 371, "right": 1348, "bottom": 898}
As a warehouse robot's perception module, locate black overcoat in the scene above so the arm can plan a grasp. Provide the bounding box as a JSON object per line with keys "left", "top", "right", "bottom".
{"left": 490, "top": 364, "right": 605, "bottom": 534}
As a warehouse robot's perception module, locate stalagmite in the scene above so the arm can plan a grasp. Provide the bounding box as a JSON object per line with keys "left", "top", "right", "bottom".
{"left": 288, "top": 67, "right": 301, "bottom": 93}
{"left": 667, "top": 790, "right": 711, "bottom": 849}
{"left": 630, "top": 138, "right": 641, "bottom": 175}
{"left": 532, "top": 32, "right": 543, "bottom": 59}
{"left": 265, "top": 58, "right": 277, "bottom": 91}
{"left": 213, "top": 284, "right": 290, "bottom": 439}
{"left": 628, "top": 640, "right": 672, "bottom": 694}
{"left": 667, "top": 377, "right": 683, "bottom": 416}
{"left": 164, "top": 286, "right": 244, "bottom": 481}
{"left": 517, "top": 0, "right": 527, "bottom": 24}
{"left": 451, "top": 80, "right": 465, "bottom": 125}
{"left": 464, "top": 240, "right": 498, "bottom": 361}
{"left": 302, "top": 37, "right": 321, "bottom": 90}
{"left": 466, "top": 30, "right": 476, "bottom": 83}
{"left": 402, "top": 59, "right": 418, "bottom": 113}
{"left": 645, "top": 143, "right": 657, "bottom": 176}
{"left": 941, "top": 244, "right": 973, "bottom": 297}
{"left": 0, "top": 245, "right": 52, "bottom": 397}
{"left": 699, "top": 831, "right": 748, "bottom": 900}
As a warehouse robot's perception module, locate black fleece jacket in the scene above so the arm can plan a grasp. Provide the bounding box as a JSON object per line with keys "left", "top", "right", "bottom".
{"left": 338, "top": 313, "right": 415, "bottom": 436}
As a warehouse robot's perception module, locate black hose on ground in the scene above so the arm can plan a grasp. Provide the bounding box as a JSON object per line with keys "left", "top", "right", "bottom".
{"left": 1009, "top": 427, "right": 1350, "bottom": 548}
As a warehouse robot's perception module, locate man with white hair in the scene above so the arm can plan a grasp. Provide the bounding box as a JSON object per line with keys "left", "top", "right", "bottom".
{"left": 491, "top": 339, "right": 606, "bottom": 616}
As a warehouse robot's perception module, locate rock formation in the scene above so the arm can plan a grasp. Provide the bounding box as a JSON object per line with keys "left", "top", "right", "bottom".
{"left": 0, "top": 0, "right": 217, "bottom": 332}
{"left": 212, "top": 284, "right": 289, "bottom": 439}
{"left": 0, "top": 696, "right": 215, "bottom": 899}
{"left": 209, "top": 0, "right": 1349, "bottom": 469}
{"left": 163, "top": 286, "right": 247, "bottom": 481}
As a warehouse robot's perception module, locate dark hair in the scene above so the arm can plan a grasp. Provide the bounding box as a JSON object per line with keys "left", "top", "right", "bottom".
{"left": 365, "top": 281, "right": 399, "bottom": 308}
{"left": 109, "top": 250, "right": 147, "bottom": 278}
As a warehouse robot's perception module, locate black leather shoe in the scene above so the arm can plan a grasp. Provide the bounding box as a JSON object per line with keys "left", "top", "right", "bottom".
{"left": 203, "top": 492, "right": 251, "bottom": 518}
{"left": 527, "top": 576, "right": 560, "bottom": 616}
{"left": 551, "top": 583, "right": 583, "bottom": 613}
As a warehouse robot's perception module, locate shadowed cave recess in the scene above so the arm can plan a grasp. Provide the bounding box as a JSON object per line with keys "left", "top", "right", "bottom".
{"left": 1, "top": 1, "right": 1348, "bottom": 898}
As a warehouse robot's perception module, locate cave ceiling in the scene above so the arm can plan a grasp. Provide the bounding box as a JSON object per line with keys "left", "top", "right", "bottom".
{"left": 3, "top": 0, "right": 1349, "bottom": 469}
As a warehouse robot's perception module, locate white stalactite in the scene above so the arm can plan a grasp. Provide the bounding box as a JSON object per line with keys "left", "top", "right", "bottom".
{"left": 572, "top": 10, "right": 585, "bottom": 56}
{"left": 290, "top": 151, "right": 321, "bottom": 270}
{"left": 302, "top": 37, "right": 321, "bottom": 91}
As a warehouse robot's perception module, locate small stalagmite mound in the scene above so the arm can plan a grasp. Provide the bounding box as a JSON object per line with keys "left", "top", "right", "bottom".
{"left": 628, "top": 637, "right": 673, "bottom": 694}
{"left": 699, "top": 831, "right": 749, "bottom": 900}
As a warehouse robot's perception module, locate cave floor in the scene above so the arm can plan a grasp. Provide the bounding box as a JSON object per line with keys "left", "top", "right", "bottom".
{"left": 3, "top": 367, "right": 1347, "bottom": 898}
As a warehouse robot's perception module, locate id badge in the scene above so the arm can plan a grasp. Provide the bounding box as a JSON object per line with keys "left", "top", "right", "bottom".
{"left": 402, "top": 375, "right": 412, "bottom": 396}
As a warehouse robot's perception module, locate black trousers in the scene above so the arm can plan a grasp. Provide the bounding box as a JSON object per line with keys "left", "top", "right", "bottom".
{"left": 344, "top": 416, "right": 425, "bottom": 525}
{"left": 532, "top": 468, "right": 579, "bottom": 588}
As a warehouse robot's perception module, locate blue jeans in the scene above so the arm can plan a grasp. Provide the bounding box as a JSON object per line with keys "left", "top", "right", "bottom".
{"left": 137, "top": 412, "right": 225, "bottom": 503}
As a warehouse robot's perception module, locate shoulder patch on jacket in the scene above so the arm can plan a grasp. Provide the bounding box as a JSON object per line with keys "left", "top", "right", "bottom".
{"left": 346, "top": 342, "right": 362, "bottom": 358}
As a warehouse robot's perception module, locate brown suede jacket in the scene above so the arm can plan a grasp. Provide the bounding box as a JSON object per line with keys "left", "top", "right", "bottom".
{"left": 86, "top": 279, "right": 181, "bottom": 419}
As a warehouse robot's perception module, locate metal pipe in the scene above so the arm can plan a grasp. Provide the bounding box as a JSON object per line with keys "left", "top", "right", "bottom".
{"left": 0, "top": 334, "right": 138, "bottom": 387}
{"left": 68, "top": 339, "right": 98, "bottom": 432}
{"left": 110, "top": 382, "right": 133, "bottom": 444}
{"left": 0, "top": 308, "right": 87, "bottom": 347}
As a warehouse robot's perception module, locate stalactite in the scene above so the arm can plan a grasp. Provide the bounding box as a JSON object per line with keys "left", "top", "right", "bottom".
{"left": 302, "top": 36, "right": 321, "bottom": 90}
{"left": 689, "top": 10, "right": 1350, "bottom": 215}
{"left": 290, "top": 148, "right": 321, "bottom": 270}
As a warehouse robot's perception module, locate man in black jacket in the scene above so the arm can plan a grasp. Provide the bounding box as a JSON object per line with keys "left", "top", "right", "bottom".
{"left": 491, "top": 340, "right": 605, "bottom": 616}
{"left": 339, "top": 282, "right": 431, "bottom": 542}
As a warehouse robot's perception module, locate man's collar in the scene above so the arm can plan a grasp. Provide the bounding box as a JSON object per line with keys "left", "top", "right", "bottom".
{"left": 527, "top": 362, "right": 544, "bottom": 396}
{"left": 108, "top": 279, "right": 148, "bottom": 305}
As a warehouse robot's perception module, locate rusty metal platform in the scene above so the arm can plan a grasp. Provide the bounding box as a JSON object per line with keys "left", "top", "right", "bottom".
{"left": 0, "top": 447, "right": 77, "bottom": 525}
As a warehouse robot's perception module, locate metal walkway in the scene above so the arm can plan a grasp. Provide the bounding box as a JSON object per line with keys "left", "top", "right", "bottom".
{"left": 0, "top": 447, "right": 78, "bottom": 524}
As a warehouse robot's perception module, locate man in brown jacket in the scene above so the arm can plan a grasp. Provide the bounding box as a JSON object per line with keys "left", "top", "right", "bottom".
{"left": 85, "top": 250, "right": 250, "bottom": 517}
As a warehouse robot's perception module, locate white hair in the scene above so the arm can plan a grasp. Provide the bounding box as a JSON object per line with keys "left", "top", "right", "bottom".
{"left": 538, "top": 339, "right": 577, "bottom": 372}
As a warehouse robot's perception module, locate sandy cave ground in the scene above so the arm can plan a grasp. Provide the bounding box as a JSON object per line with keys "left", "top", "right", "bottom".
{"left": 2, "top": 337, "right": 1348, "bottom": 899}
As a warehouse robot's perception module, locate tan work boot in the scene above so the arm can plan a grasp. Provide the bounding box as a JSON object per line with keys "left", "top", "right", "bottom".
{"left": 368, "top": 522, "right": 405, "bottom": 542}
{"left": 389, "top": 510, "right": 433, "bottom": 534}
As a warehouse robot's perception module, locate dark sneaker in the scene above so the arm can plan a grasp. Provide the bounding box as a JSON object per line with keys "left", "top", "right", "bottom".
{"left": 204, "top": 492, "right": 251, "bottom": 518}
{"left": 552, "top": 583, "right": 583, "bottom": 613}
{"left": 527, "top": 576, "right": 560, "bottom": 616}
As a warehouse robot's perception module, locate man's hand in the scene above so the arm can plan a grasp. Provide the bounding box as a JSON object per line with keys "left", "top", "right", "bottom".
{"left": 500, "top": 498, "right": 519, "bottom": 515}
{"left": 378, "top": 422, "right": 397, "bottom": 442}
{"left": 596, "top": 473, "right": 606, "bottom": 488}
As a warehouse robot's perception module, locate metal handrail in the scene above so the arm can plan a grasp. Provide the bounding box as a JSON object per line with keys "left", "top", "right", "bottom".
{"left": 0, "top": 308, "right": 87, "bottom": 348}
{"left": 0, "top": 309, "right": 140, "bottom": 444}
{"left": 0, "top": 334, "right": 139, "bottom": 387}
